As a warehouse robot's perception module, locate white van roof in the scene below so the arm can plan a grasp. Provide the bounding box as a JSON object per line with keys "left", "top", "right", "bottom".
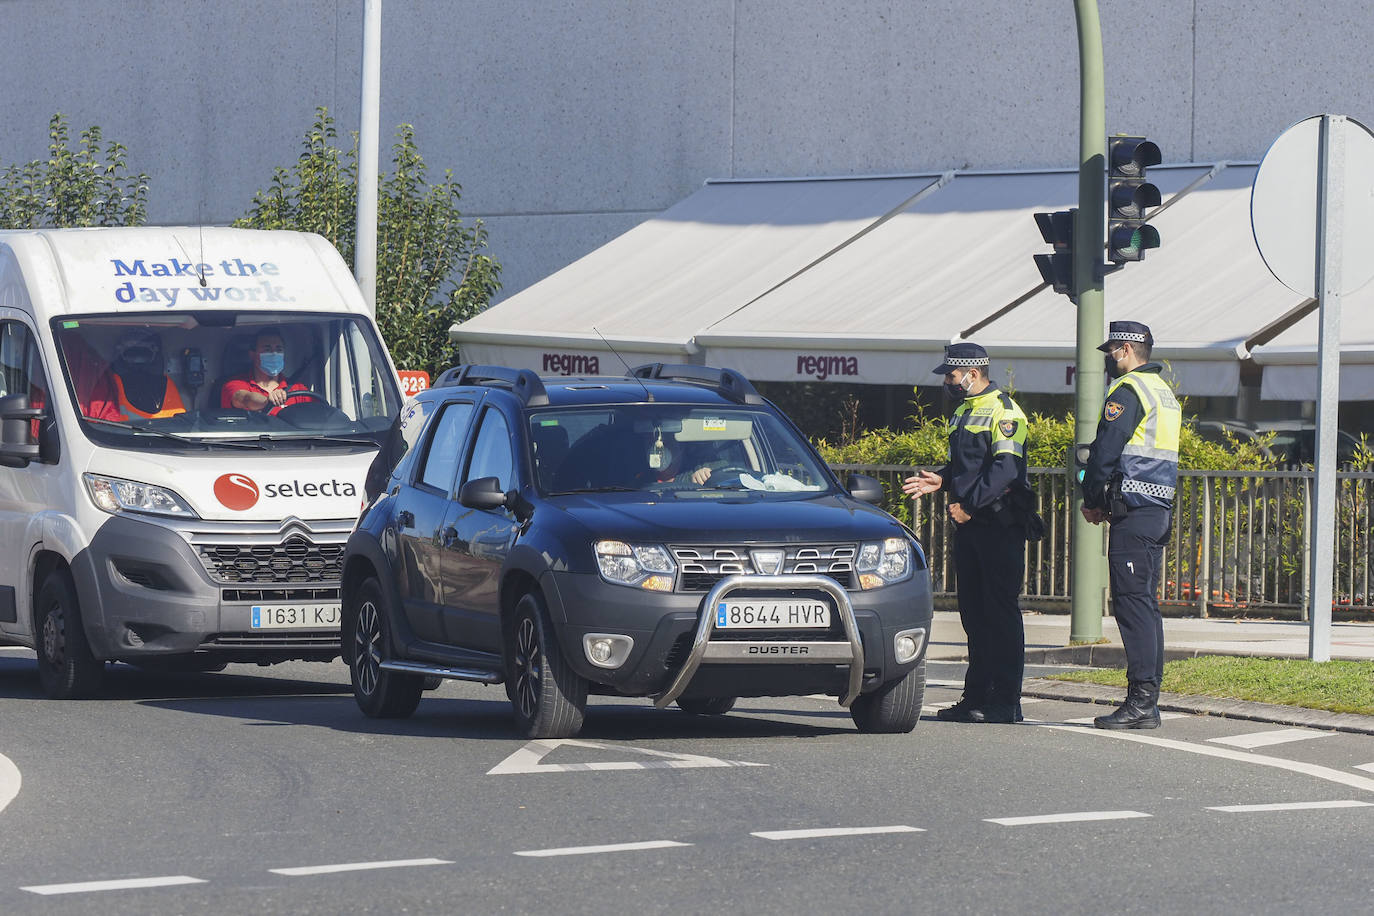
{"left": 0, "top": 227, "right": 365, "bottom": 317}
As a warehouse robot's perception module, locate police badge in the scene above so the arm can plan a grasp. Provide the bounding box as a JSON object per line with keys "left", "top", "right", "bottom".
{"left": 1104, "top": 401, "right": 1124, "bottom": 421}
{"left": 998, "top": 419, "right": 1017, "bottom": 437}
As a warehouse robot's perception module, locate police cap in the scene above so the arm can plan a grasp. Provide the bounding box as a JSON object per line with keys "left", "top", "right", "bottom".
{"left": 933, "top": 342, "right": 990, "bottom": 375}
{"left": 1098, "top": 320, "right": 1153, "bottom": 352}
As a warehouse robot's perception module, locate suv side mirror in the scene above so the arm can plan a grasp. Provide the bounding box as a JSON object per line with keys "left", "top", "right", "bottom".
{"left": 846, "top": 473, "right": 885, "bottom": 506}
{"left": 0, "top": 394, "right": 44, "bottom": 469}
{"left": 458, "top": 476, "right": 509, "bottom": 511}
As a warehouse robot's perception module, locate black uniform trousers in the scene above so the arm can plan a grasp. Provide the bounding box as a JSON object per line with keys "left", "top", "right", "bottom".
{"left": 1108, "top": 505, "right": 1170, "bottom": 686}
{"left": 952, "top": 518, "right": 1026, "bottom": 707}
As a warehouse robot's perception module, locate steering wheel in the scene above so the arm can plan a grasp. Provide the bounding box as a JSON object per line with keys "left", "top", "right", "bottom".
{"left": 695, "top": 465, "right": 755, "bottom": 486}
{"left": 260, "top": 389, "right": 327, "bottom": 411}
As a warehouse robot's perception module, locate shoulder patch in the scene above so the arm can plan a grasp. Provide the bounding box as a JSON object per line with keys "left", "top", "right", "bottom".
{"left": 998, "top": 418, "right": 1018, "bottom": 437}
{"left": 1104, "top": 401, "right": 1125, "bottom": 421}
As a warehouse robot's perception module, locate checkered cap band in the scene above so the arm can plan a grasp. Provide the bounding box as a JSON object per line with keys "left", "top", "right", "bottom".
{"left": 942, "top": 356, "right": 989, "bottom": 367}
{"left": 1109, "top": 331, "right": 1148, "bottom": 343}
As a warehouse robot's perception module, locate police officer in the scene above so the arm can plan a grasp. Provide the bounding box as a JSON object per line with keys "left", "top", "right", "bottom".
{"left": 903, "top": 343, "right": 1030, "bottom": 724}
{"left": 1080, "top": 321, "right": 1182, "bottom": 730}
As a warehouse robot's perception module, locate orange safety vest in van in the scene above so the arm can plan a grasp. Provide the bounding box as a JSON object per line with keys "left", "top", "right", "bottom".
{"left": 113, "top": 374, "right": 186, "bottom": 420}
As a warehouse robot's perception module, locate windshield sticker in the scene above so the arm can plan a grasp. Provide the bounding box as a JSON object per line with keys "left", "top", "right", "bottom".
{"left": 62, "top": 320, "right": 80, "bottom": 329}
{"left": 702, "top": 417, "right": 727, "bottom": 431}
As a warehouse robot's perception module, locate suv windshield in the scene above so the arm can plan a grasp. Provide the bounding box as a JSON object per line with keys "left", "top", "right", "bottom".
{"left": 52, "top": 311, "right": 401, "bottom": 449}
{"left": 532, "top": 403, "right": 834, "bottom": 497}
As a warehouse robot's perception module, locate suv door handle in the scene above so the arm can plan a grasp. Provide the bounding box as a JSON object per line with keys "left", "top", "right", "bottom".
{"left": 397, "top": 510, "right": 414, "bottom": 527}
{"left": 441, "top": 526, "right": 458, "bottom": 547}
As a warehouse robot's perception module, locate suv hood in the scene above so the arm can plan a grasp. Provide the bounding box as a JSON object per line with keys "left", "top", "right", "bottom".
{"left": 547, "top": 492, "right": 905, "bottom": 543}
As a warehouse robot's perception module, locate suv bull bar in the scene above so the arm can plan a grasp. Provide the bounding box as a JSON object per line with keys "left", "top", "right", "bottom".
{"left": 653, "top": 574, "right": 864, "bottom": 710}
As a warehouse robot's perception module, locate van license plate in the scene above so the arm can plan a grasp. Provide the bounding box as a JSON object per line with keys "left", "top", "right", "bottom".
{"left": 250, "top": 605, "right": 341, "bottom": 629}
{"left": 716, "top": 600, "right": 830, "bottom": 629}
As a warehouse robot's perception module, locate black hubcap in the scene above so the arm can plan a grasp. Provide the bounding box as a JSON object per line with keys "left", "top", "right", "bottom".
{"left": 354, "top": 600, "right": 381, "bottom": 695}
{"left": 513, "top": 615, "right": 542, "bottom": 719}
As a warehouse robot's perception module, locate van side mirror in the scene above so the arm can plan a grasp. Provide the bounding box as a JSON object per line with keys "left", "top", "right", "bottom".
{"left": 0, "top": 394, "right": 43, "bottom": 469}
{"left": 846, "top": 473, "right": 885, "bottom": 506}
{"left": 458, "top": 475, "right": 509, "bottom": 511}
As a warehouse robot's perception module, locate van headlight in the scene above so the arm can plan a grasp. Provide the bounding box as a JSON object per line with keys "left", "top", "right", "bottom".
{"left": 594, "top": 540, "right": 676, "bottom": 591}
{"left": 856, "top": 537, "right": 912, "bottom": 589}
{"left": 84, "top": 473, "right": 197, "bottom": 518}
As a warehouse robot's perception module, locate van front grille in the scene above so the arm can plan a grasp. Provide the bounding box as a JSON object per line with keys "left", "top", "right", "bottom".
{"left": 195, "top": 535, "right": 344, "bottom": 585}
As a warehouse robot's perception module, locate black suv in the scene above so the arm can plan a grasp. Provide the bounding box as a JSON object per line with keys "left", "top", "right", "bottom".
{"left": 341, "top": 364, "right": 932, "bottom": 738}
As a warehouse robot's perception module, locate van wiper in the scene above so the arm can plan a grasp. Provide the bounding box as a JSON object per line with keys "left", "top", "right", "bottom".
{"left": 229, "top": 434, "right": 379, "bottom": 449}
{"left": 83, "top": 418, "right": 265, "bottom": 449}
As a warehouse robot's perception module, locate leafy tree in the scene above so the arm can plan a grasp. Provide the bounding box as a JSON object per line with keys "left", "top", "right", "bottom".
{"left": 235, "top": 107, "right": 501, "bottom": 377}
{"left": 0, "top": 113, "right": 148, "bottom": 228}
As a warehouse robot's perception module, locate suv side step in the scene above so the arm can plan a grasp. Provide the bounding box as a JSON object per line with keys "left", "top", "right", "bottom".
{"left": 653, "top": 574, "right": 864, "bottom": 710}
{"left": 379, "top": 659, "right": 503, "bottom": 684}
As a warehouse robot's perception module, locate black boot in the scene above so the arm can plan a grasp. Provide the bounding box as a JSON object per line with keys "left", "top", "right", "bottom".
{"left": 1093, "top": 680, "right": 1161, "bottom": 730}
{"left": 937, "top": 695, "right": 981, "bottom": 722}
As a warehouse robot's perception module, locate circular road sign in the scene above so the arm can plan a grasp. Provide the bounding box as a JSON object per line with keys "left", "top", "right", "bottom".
{"left": 1251, "top": 114, "right": 1374, "bottom": 298}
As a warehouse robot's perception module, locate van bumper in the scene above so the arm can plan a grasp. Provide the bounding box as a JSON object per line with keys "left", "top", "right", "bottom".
{"left": 69, "top": 513, "right": 344, "bottom": 663}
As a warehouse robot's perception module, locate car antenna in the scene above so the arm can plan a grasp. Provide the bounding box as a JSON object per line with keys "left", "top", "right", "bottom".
{"left": 173, "top": 224, "right": 209, "bottom": 288}
{"left": 594, "top": 325, "right": 653, "bottom": 402}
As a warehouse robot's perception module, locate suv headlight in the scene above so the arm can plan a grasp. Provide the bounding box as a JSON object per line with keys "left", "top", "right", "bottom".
{"left": 856, "top": 537, "right": 912, "bottom": 589}
{"left": 84, "top": 473, "right": 197, "bottom": 518}
{"left": 595, "top": 540, "right": 676, "bottom": 591}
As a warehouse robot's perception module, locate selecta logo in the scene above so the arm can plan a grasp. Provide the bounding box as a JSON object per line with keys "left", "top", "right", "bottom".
{"left": 214, "top": 473, "right": 260, "bottom": 511}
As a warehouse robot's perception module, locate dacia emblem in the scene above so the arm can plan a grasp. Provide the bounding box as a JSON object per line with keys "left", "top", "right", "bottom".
{"left": 750, "top": 548, "right": 786, "bottom": 575}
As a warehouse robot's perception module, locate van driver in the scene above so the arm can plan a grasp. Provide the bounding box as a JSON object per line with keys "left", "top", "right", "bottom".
{"left": 221, "top": 328, "right": 311, "bottom": 415}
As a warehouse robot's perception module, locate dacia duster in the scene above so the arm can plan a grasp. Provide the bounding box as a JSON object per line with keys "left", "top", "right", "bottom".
{"left": 341, "top": 364, "right": 932, "bottom": 738}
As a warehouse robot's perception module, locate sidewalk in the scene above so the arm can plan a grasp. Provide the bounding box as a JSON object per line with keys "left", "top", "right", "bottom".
{"left": 926, "top": 611, "right": 1374, "bottom": 665}
{"left": 926, "top": 611, "right": 1374, "bottom": 735}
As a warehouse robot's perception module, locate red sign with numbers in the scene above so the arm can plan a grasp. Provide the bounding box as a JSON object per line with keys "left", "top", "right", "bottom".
{"left": 397, "top": 370, "right": 430, "bottom": 396}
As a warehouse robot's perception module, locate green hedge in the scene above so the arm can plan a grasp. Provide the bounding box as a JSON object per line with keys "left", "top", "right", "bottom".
{"left": 816, "top": 407, "right": 1280, "bottom": 471}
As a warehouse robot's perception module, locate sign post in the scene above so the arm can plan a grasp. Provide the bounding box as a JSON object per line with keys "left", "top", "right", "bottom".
{"left": 1251, "top": 114, "right": 1374, "bottom": 661}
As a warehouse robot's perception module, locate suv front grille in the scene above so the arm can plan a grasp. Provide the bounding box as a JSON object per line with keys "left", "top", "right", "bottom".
{"left": 195, "top": 536, "right": 345, "bottom": 586}
{"left": 670, "top": 543, "right": 856, "bottom": 592}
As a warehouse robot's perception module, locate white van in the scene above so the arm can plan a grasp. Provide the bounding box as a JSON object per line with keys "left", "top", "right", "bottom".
{"left": 0, "top": 227, "right": 404, "bottom": 697}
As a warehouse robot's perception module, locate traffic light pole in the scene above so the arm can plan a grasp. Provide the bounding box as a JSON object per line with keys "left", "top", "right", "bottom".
{"left": 1071, "top": 0, "right": 1107, "bottom": 642}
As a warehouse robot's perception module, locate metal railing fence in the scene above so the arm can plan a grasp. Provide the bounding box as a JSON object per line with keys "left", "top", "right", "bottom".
{"left": 830, "top": 463, "right": 1374, "bottom": 617}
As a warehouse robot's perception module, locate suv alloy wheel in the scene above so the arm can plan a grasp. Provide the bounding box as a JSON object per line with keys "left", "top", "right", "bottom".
{"left": 506, "top": 592, "right": 587, "bottom": 739}
{"left": 348, "top": 578, "right": 423, "bottom": 718}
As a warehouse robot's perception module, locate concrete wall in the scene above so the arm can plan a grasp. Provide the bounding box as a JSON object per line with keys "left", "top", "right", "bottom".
{"left": 3, "top": 0, "right": 1372, "bottom": 302}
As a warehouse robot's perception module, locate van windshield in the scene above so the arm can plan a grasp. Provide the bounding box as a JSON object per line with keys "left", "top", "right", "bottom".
{"left": 51, "top": 311, "right": 402, "bottom": 448}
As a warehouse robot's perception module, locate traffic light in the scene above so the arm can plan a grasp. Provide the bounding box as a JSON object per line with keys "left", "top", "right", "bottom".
{"left": 1107, "top": 136, "right": 1161, "bottom": 264}
{"left": 1033, "top": 208, "right": 1075, "bottom": 296}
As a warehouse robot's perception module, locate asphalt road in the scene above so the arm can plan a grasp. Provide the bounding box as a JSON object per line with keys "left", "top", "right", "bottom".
{"left": 1, "top": 649, "right": 1371, "bottom": 915}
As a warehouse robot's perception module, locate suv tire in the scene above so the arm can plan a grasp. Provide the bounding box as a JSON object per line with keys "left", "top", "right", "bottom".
{"left": 348, "top": 578, "right": 423, "bottom": 718}
{"left": 677, "top": 696, "right": 737, "bottom": 716}
{"left": 36, "top": 571, "right": 104, "bottom": 699}
{"left": 506, "top": 592, "right": 587, "bottom": 739}
{"left": 849, "top": 660, "right": 925, "bottom": 734}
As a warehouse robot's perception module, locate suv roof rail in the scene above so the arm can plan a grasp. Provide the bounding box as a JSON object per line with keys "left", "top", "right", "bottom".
{"left": 629, "top": 363, "right": 764, "bottom": 405}
{"left": 433, "top": 364, "right": 550, "bottom": 407}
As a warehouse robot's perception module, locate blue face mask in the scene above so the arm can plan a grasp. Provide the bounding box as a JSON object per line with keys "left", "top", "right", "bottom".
{"left": 258, "top": 352, "right": 285, "bottom": 376}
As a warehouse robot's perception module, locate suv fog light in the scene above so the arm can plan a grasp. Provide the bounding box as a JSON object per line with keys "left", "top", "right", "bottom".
{"left": 583, "top": 633, "right": 634, "bottom": 669}
{"left": 894, "top": 627, "right": 927, "bottom": 664}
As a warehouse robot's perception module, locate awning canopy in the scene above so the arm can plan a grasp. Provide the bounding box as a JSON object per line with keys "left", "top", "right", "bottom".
{"left": 453, "top": 162, "right": 1354, "bottom": 399}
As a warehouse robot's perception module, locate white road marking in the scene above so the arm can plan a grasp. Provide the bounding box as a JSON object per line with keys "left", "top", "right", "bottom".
{"left": 926, "top": 678, "right": 965, "bottom": 688}
{"left": 1356, "top": 763, "right": 1374, "bottom": 774}
{"left": 270, "top": 858, "right": 452, "bottom": 876}
{"left": 22, "top": 876, "right": 207, "bottom": 895}
{"left": 515, "top": 840, "right": 690, "bottom": 858}
{"left": 0, "top": 751, "right": 19, "bottom": 815}
{"left": 1064, "top": 711, "right": 1188, "bottom": 725}
{"left": 488, "top": 738, "right": 767, "bottom": 775}
{"left": 1206, "top": 800, "right": 1373, "bottom": 813}
{"left": 752, "top": 825, "right": 924, "bottom": 840}
{"left": 985, "top": 810, "right": 1151, "bottom": 826}
{"left": 1207, "top": 728, "right": 1334, "bottom": 749}
{"left": 1032, "top": 722, "right": 1374, "bottom": 793}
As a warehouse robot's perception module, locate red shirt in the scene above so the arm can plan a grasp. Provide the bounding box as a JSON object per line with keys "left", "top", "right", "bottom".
{"left": 221, "top": 377, "right": 311, "bottom": 415}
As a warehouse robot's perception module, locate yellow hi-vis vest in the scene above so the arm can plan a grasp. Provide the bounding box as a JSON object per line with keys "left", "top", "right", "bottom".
{"left": 1107, "top": 369, "right": 1181, "bottom": 507}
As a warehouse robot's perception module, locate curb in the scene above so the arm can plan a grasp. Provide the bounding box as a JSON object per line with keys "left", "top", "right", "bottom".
{"left": 1023, "top": 645, "right": 1227, "bottom": 666}
{"left": 1021, "top": 677, "right": 1374, "bottom": 736}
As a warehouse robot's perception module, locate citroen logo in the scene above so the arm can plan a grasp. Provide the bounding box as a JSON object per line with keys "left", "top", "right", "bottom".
{"left": 750, "top": 549, "right": 786, "bottom": 576}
